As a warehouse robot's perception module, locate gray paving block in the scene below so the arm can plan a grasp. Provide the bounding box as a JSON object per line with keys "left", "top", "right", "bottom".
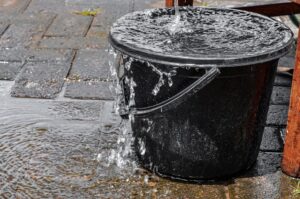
{"left": 11, "top": 62, "right": 71, "bottom": 99}
{"left": 64, "top": 81, "right": 114, "bottom": 100}
{"left": 0, "top": 0, "right": 31, "bottom": 15}
{"left": 274, "top": 75, "right": 292, "bottom": 87}
{"left": 266, "top": 105, "right": 289, "bottom": 126}
{"left": 39, "top": 36, "right": 107, "bottom": 49}
{"left": 45, "top": 14, "right": 92, "bottom": 37}
{"left": 260, "top": 127, "right": 283, "bottom": 152}
{"left": 86, "top": 26, "right": 108, "bottom": 38}
{"left": 0, "top": 22, "right": 49, "bottom": 48}
{"left": 270, "top": 86, "right": 291, "bottom": 105}
{"left": 229, "top": 152, "right": 282, "bottom": 199}
{"left": 69, "top": 49, "right": 110, "bottom": 81}
{"left": 25, "top": 0, "right": 68, "bottom": 13}
{"left": 0, "top": 48, "right": 75, "bottom": 64}
{"left": 0, "top": 12, "right": 56, "bottom": 25}
{"left": 0, "top": 61, "right": 24, "bottom": 80}
{"left": 0, "top": 23, "right": 9, "bottom": 36}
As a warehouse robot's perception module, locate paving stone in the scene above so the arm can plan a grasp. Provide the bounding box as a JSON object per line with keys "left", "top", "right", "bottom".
{"left": 64, "top": 81, "right": 114, "bottom": 100}
{"left": 0, "top": 48, "right": 75, "bottom": 64}
{"left": 39, "top": 36, "right": 107, "bottom": 49}
{"left": 11, "top": 62, "right": 71, "bottom": 99}
{"left": 0, "top": 23, "right": 49, "bottom": 48}
{"left": 270, "top": 86, "right": 291, "bottom": 105}
{"left": 0, "top": 61, "right": 24, "bottom": 80}
{"left": 25, "top": 0, "right": 69, "bottom": 13}
{"left": 0, "top": 23, "right": 8, "bottom": 36}
{"left": 229, "top": 152, "right": 282, "bottom": 199}
{"left": 93, "top": 11, "right": 129, "bottom": 28}
{"left": 45, "top": 14, "right": 92, "bottom": 37}
{"left": 229, "top": 171, "right": 281, "bottom": 199}
{"left": 0, "top": 12, "right": 56, "bottom": 25}
{"left": 274, "top": 75, "right": 292, "bottom": 87}
{"left": 266, "top": 105, "right": 289, "bottom": 126}
{"left": 260, "top": 127, "right": 283, "bottom": 152}
{"left": 86, "top": 26, "right": 108, "bottom": 38}
{"left": 69, "top": 49, "right": 110, "bottom": 81}
{"left": 0, "top": 0, "right": 31, "bottom": 15}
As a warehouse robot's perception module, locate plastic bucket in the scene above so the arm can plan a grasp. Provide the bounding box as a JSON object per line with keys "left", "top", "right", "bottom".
{"left": 109, "top": 7, "right": 293, "bottom": 181}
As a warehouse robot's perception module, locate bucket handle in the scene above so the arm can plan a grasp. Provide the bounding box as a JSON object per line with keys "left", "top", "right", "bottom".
{"left": 121, "top": 67, "right": 220, "bottom": 116}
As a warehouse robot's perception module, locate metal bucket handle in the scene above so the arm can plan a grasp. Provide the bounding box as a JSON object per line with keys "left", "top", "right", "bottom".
{"left": 120, "top": 67, "right": 220, "bottom": 116}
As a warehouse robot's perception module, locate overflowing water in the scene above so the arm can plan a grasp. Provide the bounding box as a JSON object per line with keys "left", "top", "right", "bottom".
{"left": 110, "top": 7, "right": 293, "bottom": 60}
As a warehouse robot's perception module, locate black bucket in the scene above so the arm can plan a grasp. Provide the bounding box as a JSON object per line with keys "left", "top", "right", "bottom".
{"left": 109, "top": 7, "right": 293, "bottom": 181}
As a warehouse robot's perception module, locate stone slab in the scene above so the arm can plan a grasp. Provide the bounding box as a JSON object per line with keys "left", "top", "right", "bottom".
{"left": 0, "top": 22, "right": 8, "bottom": 36}
{"left": 0, "top": 48, "right": 75, "bottom": 64}
{"left": 64, "top": 81, "right": 114, "bottom": 100}
{"left": 0, "top": 0, "right": 31, "bottom": 15}
{"left": 229, "top": 152, "right": 282, "bottom": 199}
{"left": 45, "top": 14, "right": 92, "bottom": 37}
{"left": 0, "top": 23, "right": 49, "bottom": 49}
{"left": 266, "top": 105, "right": 289, "bottom": 126}
{"left": 274, "top": 75, "right": 292, "bottom": 87}
{"left": 260, "top": 127, "right": 283, "bottom": 152}
{"left": 86, "top": 26, "right": 108, "bottom": 38}
{"left": 68, "top": 49, "right": 110, "bottom": 81}
{"left": 0, "top": 61, "right": 24, "bottom": 80}
{"left": 11, "top": 62, "right": 71, "bottom": 99}
{"left": 270, "top": 86, "right": 291, "bottom": 105}
{"left": 0, "top": 12, "right": 56, "bottom": 25}
{"left": 25, "top": 0, "right": 69, "bottom": 14}
{"left": 39, "top": 36, "right": 107, "bottom": 49}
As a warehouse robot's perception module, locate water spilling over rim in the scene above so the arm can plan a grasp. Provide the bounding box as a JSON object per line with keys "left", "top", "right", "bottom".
{"left": 109, "top": 7, "right": 294, "bottom": 68}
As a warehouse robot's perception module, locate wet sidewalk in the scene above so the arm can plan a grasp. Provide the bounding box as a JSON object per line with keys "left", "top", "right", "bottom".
{"left": 0, "top": 0, "right": 299, "bottom": 198}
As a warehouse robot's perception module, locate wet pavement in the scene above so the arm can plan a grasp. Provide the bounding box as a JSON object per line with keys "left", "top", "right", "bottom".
{"left": 0, "top": 0, "right": 299, "bottom": 198}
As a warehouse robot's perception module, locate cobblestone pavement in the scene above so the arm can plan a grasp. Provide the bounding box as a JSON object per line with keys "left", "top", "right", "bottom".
{"left": 0, "top": 0, "right": 299, "bottom": 198}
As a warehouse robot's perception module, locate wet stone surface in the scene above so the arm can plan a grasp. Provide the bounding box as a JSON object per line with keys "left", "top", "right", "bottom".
{"left": 0, "top": 61, "right": 24, "bottom": 80}
{"left": 0, "top": 12, "right": 56, "bottom": 25}
{"left": 266, "top": 105, "right": 289, "bottom": 126}
{"left": 260, "top": 127, "right": 283, "bottom": 152}
{"left": 229, "top": 152, "right": 283, "bottom": 199}
{"left": 0, "top": 22, "right": 49, "bottom": 48}
{"left": 270, "top": 86, "right": 291, "bottom": 105}
{"left": 45, "top": 14, "right": 93, "bottom": 37}
{"left": 11, "top": 62, "right": 71, "bottom": 99}
{"left": 39, "top": 36, "right": 107, "bottom": 49}
{"left": 0, "top": 0, "right": 31, "bottom": 15}
{"left": 0, "top": 48, "right": 75, "bottom": 64}
{"left": 274, "top": 75, "right": 292, "bottom": 87}
{"left": 0, "top": 22, "right": 8, "bottom": 36}
{"left": 64, "top": 81, "right": 114, "bottom": 100}
{"left": 68, "top": 49, "right": 111, "bottom": 81}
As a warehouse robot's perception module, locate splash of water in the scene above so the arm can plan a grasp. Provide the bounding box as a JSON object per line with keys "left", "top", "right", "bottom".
{"left": 99, "top": 46, "right": 137, "bottom": 173}
{"left": 146, "top": 62, "right": 177, "bottom": 96}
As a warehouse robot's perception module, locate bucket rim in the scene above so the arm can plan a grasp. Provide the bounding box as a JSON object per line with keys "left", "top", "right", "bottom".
{"left": 109, "top": 7, "right": 294, "bottom": 68}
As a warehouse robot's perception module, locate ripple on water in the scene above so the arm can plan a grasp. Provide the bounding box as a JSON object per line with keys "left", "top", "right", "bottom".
{"left": 0, "top": 97, "right": 137, "bottom": 198}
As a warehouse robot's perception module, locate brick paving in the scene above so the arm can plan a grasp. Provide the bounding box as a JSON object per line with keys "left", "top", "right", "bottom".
{"left": 0, "top": 0, "right": 299, "bottom": 198}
